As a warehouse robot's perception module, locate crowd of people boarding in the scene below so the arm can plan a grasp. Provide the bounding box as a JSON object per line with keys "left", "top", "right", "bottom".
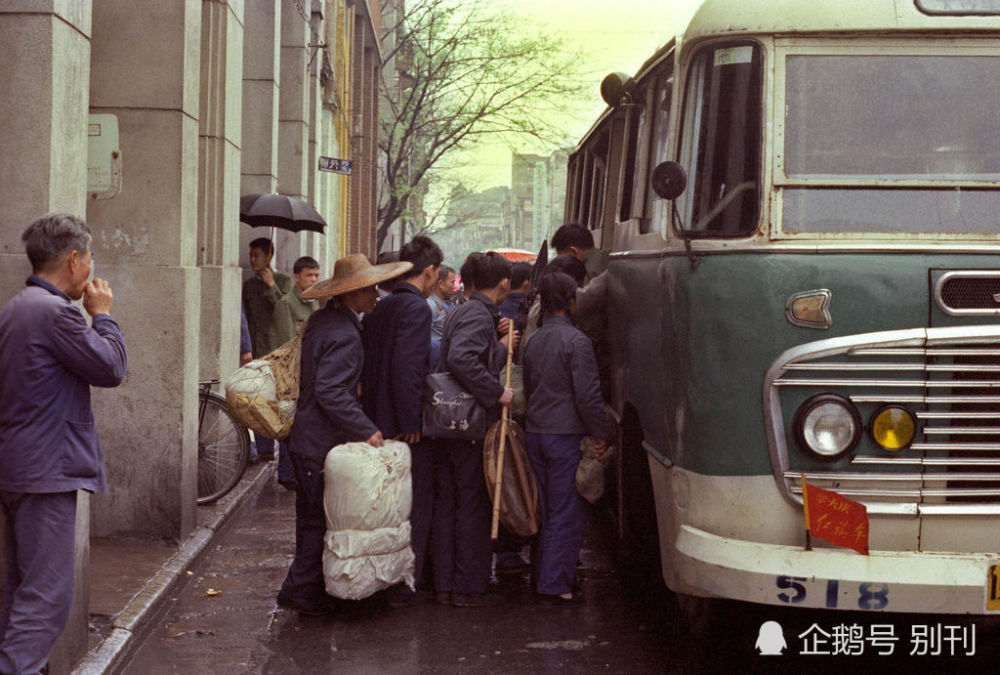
{"left": 0, "top": 214, "right": 608, "bottom": 670}
{"left": 240, "top": 223, "right": 611, "bottom": 614}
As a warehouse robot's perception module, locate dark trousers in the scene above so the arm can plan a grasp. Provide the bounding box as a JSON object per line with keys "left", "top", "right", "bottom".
{"left": 256, "top": 435, "right": 275, "bottom": 458}
{"left": 257, "top": 436, "right": 295, "bottom": 486}
{"left": 525, "top": 433, "right": 589, "bottom": 596}
{"left": 0, "top": 491, "right": 77, "bottom": 675}
{"left": 276, "top": 442, "right": 295, "bottom": 486}
{"left": 409, "top": 441, "right": 434, "bottom": 587}
{"left": 278, "top": 453, "right": 328, "bottom": 606}
{"left": 430, "top": 439, "right": 492, "bottom": 595}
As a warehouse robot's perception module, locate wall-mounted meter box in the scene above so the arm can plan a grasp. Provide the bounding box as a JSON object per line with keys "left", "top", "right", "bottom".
{"left": 87, "top": 114, "right": 122, "bottom": 199}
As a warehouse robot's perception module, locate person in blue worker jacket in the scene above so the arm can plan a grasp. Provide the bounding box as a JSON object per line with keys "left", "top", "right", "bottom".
{"left": 0, "top": 213, "right": 127, "bottom": 673}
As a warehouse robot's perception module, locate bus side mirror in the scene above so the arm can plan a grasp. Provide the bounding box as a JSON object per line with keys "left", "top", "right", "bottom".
{"left": 651, "top": 161, "right": 687, "bottom": 200}
{"left": 601, "top": 72, "right": 635, "bottom": 106}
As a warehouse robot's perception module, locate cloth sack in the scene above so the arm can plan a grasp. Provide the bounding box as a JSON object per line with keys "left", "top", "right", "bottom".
{"left": 323, "top": 440, "right": 415, "bottom": 600}
{"left": 576, "top": 436, "right": 614, "bottom": 504}
{"left": 224, "top": 331, "right": 303, "bottom": 440}
{"left": 422, "top": 371, "right": 487, "bottom": 440}
{"left": 483, "top": 418, "right": 539, "bottom": 537}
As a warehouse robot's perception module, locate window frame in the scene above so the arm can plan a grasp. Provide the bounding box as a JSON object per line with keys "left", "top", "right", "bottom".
{"left": 772, "top": 38, "right": 1000, "bottom": 241}
{"left": 640, "top": 70, "right": 675, "bottom": 234}
{"left": 675, "top": 39, "right": 766, "bottom": 239}
{"left": 774, "top": 39, "right": 1000, "bottom": 189}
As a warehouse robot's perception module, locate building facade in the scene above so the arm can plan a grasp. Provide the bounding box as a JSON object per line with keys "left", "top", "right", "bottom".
{"left": 0, "top": 1, "right": 380, "bottom": 668}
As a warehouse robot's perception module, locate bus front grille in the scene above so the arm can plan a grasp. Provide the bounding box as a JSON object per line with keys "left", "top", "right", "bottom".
{"left": 934, "top": 271, "right": 1000, "bottom": 315}
{"left": 764, "top": 326, "right": 1000, "bottom": 515}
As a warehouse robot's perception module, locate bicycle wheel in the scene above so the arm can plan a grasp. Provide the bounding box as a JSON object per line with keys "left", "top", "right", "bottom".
{"left": 197, "top": 390, "right": 251, "bottom": 505}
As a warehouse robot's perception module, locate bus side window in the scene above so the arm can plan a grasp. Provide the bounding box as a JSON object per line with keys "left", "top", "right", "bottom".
{"left": 643, "top": 71, "right": 673, "bottom": 234}
{"left": 585, "top": 132, "right": 609, "bottom": 230}
{"left": 619, "top": 89, "right": 646, "bottom": 225}
{"left": 677, "top": 43, "right": 762, "bottom": 237}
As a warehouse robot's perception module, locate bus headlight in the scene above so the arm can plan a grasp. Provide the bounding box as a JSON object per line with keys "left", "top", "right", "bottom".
{"left": 870, "top": 405, "right": 916, "bottom": 451}
{"left": 792, "top": 394, "right": 862, "bottom": 461}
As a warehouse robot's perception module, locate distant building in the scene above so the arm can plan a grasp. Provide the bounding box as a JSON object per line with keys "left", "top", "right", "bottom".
{"left": 511, "top": 148, "right": 571, "bottom": 252}
{"left": 432, "top": 184, "right": 511, "bottom": 263}
{"left": 426, "top": 146, "right": 571, "bottom": 265}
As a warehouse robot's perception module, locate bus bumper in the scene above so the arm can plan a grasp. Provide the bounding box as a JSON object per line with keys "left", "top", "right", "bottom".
{"left": 675, "top": 524, "right": 1000, "bottom": 613}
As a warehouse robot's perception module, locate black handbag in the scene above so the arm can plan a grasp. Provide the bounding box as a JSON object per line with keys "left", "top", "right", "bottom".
{"left": 423, "top": 371, "right": 487, "bottom": 440}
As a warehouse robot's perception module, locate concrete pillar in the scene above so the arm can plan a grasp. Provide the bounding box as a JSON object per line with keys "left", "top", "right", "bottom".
{"left": 317, "top": 106, "right": 340, "bottom": 272}
{"left": 198, "top": 0, "right": 245, "bottom": 383}
{"left": 272, "top": 0, "right": 312, "bottom": 272}
{"left": 307, "top": 3, "right": 322, "bottom": 206}
{"left": 278, "top": 0, "right": 310, "bottom": 201}
{"left": 330, "top": 0, "right": 351, "bottom": 265}
{"left": 0, "top": 3, "right": 91, "bottom": 298}
{"left": 312, "top": 0, "right": 350, "bottom": 273}
{"left": 304, "top": 2, "right": 324, "bottom": 266}
{"left": 0, "top": 4, "right": 93, "bottom": 670}
{"left": 348, "top": 1, "right": 379, "bottom": 258}
{"left": 240, "top": 0, "right": 281, "bottom": 268}
{"left": 263, "top": 0, "right": 310, "bottom": 274}
{"left": 87, "top": 0, "right": 202, "bottom": 539}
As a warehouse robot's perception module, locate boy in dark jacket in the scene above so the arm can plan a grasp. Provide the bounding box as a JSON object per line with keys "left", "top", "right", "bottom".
{"left": 431, "top": 252, "right": 517, "bottom": 607}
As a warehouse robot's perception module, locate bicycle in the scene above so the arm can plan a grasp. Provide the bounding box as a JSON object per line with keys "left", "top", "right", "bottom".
{"left": 198, "top": 379, "right": 251, "bottom": 504}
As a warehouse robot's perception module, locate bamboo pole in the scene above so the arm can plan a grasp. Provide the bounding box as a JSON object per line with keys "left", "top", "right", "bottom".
{"left": 491, "top": 319, "right": 515, "bottom": 540}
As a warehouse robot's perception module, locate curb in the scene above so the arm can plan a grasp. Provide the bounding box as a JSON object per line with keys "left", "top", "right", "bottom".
{"left": 73, "top": 462, "right": 276, "bottom": 674}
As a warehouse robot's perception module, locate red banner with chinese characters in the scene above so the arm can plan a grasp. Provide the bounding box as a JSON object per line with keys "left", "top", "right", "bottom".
{"left": 803, "top": 481, "right": 869, "bottom": 555}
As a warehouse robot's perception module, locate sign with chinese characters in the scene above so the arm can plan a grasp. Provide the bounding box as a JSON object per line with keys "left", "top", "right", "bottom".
{"left": 318, "top": 156, "right": 352, "bottom": 174}
{"left": 803, "top": 481, "right": 869, "bottom": 555}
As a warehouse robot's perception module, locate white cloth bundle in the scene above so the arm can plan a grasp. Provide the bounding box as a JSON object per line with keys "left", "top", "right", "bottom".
{"left": 224, "top": 333, "right": 302, "bottom": 440}
{"left": 322, "top": 440, "right": 414, "bottom": 600}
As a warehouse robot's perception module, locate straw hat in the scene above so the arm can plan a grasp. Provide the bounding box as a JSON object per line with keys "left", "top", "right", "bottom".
{"left": 302, "top": 253, "right": 412, "bottom": 299}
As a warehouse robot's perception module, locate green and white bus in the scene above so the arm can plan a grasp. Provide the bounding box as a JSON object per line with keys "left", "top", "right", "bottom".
{"left": 566, "top": 0, "right": 1000, "bottom": 616}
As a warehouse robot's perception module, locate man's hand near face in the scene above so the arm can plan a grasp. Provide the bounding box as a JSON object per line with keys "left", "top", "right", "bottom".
{"left": 83, "top": 278, "right": 114, "bottom": 317}
{"left": 258, "top": 267, "right": 275, "bottom": 288}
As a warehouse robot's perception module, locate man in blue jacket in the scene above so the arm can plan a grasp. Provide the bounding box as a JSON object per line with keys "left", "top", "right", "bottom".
{"left": 277, "top": 253, "right": 411, "bottom": 616}
{"left": 362, "top": 235, "right": 443, "bottom": 606}
{"left": 0, "top": 213, "right": 127, "bottom": 674}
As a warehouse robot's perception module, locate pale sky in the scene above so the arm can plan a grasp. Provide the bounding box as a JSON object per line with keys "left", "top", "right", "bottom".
{"left": 448, "top": 0, "right": 705, "bottom": 191}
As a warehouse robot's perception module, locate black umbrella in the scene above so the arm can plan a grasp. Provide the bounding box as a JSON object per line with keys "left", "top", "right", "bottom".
{"left": 528, "top": 239, "right": 548, "bottom": 292}
{"left": 239, "top": 193, "right": 327, "bottom": 233}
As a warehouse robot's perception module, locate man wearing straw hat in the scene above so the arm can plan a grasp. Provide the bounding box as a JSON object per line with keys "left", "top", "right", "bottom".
{"left": 277, "top": 253, "right": 412, "bottom": 616}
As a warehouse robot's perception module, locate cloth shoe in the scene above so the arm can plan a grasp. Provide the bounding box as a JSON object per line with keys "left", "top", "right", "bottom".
{"left": 535, "top": 592, "right": 582, "bottom": 607}
{"left": 496, "top": 551, "right": 530, "bottom": 575}
{"left": 386, "top": 588, "right": 434, "bottom": 608}
{"left": 277, "top": 593, "right": 338, "bottom": 616}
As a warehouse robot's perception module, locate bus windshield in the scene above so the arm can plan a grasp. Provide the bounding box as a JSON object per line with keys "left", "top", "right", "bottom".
{"left": 781, "top": 53, "right": 1000, "bottom": 235}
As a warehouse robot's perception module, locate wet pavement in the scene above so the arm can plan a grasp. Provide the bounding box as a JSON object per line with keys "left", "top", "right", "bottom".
{"left": 117, "top": 477, "right": 1000, "bottom": 674}
{"left": 122, "top": 479, "right": 692, "bottom": 674}
{"left": 77, "top": 461, "right": 275, "bottom": 673}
